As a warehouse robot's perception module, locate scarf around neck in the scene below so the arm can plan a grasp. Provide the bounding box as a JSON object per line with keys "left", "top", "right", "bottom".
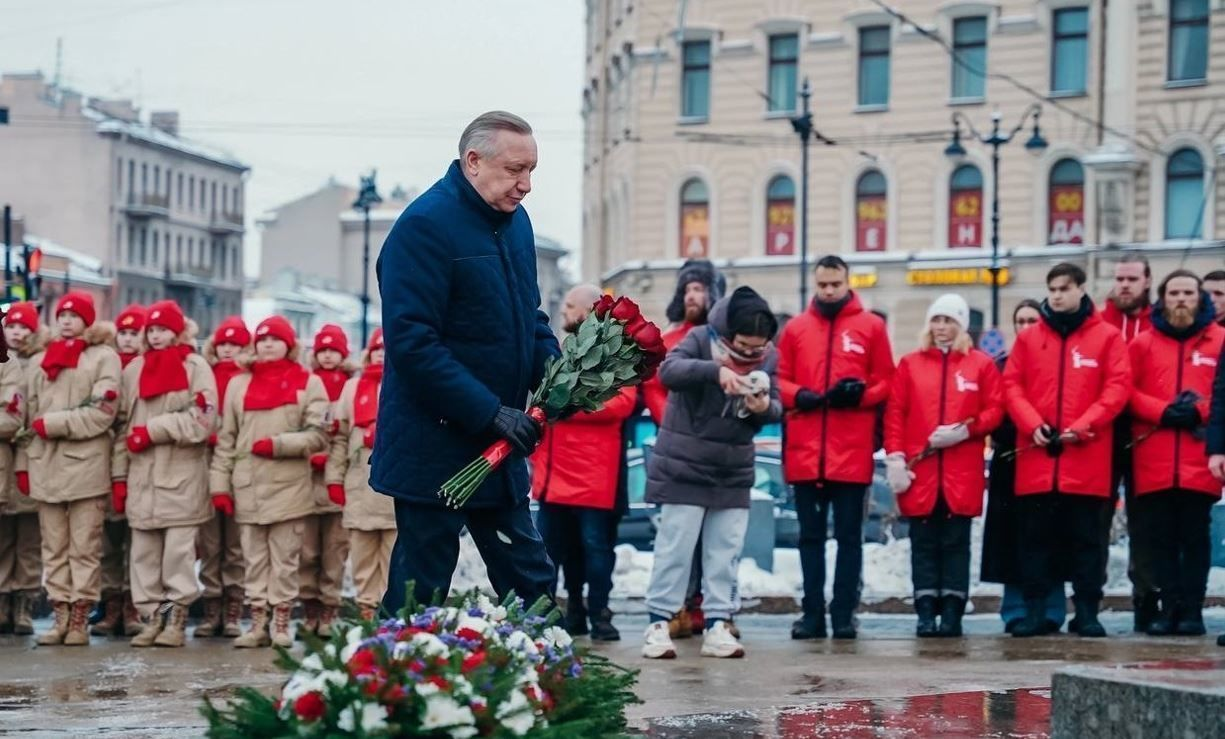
{"left": 139, "top": 344, "right": 193, "bottom": 399}
{"left": 354, "top": 363, "right": 383, "bottom": 429}
{"left": 41, "top": 338, "right": 87, "bottom": 381}
{"left": 213, "top": 359, "right": 245, "bottom": 407}
{"left": 243, "top": 358, "right": 309, "bottom": 411}
{"left": 314, "top": 367, "right": 349, "bottom": 402}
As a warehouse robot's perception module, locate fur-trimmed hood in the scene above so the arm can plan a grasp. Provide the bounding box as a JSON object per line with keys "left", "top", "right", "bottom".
{"left": 665, "top": 259, "right": 726, "bottom": 325}
{"left": 309, "top": 351, "right": 359, "bottom": 374}
{"left": 202, "top": 335, "right": 252, "bottom": 367}
{"left": 82, "top": 320, "right": 117, "bottom": 347}
{"left": 16, "top": 325, "right": 51, "bottom": 360}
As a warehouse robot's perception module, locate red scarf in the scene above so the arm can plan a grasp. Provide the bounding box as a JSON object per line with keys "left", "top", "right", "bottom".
{"left": 139, "top": 345, "right": 193, "bottom": 399}
{"left": 41, "top": 338, "right": 87, "bottom": 381}
{"left": 315, "top": 367, "right": 349, "bottom": 402}
{"left": 119, "top": 351, "right": 140, "bottom": 370}
{"left": 353, "top": 363, "right": 383, "bottom": 429}
{"left": 213, "top": 360, "right": 245, "bottom": 407}
{"left": 243, "top": 358, "right": 310, "bottom": 411}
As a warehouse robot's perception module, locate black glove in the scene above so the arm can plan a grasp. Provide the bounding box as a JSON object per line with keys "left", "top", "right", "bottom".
{"left": 490, "top": 406, "right": 543, "bottom": 455}
{"left": 1160, "top": 402, "right": 1201, "bottom": 431}
{"left": 825, "top": 378, "right": 867, "bottom": 409}
{"left": 1041, "top": 424, "right": 1064, "bottom": 458}
{"left": 794, "top": 388, "right": 825, "bottom": 411}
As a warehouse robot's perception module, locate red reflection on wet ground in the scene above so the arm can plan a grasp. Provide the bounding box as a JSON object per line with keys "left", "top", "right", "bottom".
{"left": 1117, "top": 658, "right": 1225, "bottom": 672}
{"left": 776, "top": 689, "right": 1051, "bottom": 738}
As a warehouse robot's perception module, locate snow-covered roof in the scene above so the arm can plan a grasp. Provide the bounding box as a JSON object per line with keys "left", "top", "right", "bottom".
{"left": 83, "top": 106, "right": 248, "bottom": 172}
{"left": 1, "top": 235, "right": 104, "bottom": 273}
{"left": 339, "top": 208, "right": 405, "bottom": 224}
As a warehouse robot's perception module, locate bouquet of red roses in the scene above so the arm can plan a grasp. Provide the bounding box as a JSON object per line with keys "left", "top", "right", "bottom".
{"left": 438, "top": 296, "right": 666, "bottom": 509}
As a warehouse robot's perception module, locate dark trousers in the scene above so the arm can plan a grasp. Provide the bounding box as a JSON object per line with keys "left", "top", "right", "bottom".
{"left": 1017, "top": 493, "right": 1108, "bottom": 603}
{"left": 795, "top": 482, "right": 865, "bottom": 620}
{"left": 1114, "top": 421, "right": 1156, "bottom": 597}
{"left": 535, "top": 502, "right": 615, "bottom": 615}
{"left": 1131, "top": 491, "right": 1214, "bottom": 606}
{"left": 908, "top": 498, "right": 972, "bottom": 600}
{"left": 382, "top": 497, "right": 557, "bottom": 616}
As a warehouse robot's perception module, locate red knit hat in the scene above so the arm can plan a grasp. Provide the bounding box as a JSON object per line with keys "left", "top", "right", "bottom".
{"left": 254, "top": 315, "right": 296, "bottom": 348}
{"left": 146, "top": 300, "right": 186, "bottom": 335}
{"left": 212, "top": 315, "right": 251, "bottom": 347}
{"left": 368, "top": 328, "right": 384, "bottom": 350}
{"left": 4, "top": 302, "right": 39, "bottom": 332}
{"left": 313, "top": 323, "right": 350, "bottom": 358}
{"left": 115, "top": 304, "right": 147, "bottom": 333}
{"left": 56, "top": 291, "right": 96, "bottom": 327}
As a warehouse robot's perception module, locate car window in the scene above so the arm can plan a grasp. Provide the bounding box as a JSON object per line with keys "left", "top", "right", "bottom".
{"left": 627, "top": 459, "right": 646, "bottom": 505}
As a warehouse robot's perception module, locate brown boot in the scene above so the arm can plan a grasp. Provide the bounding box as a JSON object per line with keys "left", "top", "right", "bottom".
{"left": 317, "top": 604, "right": 339, "bottom": 638}
{"left": 121, "top": 594, "right": 142, "bottom": 637}
{"left": 130, "top": 607, "right": 164, "bottom": 648}
{"left": 154, "top": 604, "right": 187, "bottom": 647}
{"left": 62, "top": 600, "right": 92, "bottom": 646}
{"left": 271, "top": 603, "right": 293, "bottom": 648}
{"left": 194, "top": 598, "right": 223, "bottom": 638}
{"left": 13, "top": 590, "right": 37, "bottom": 636}
{"left": 0, "top": 593, "right": 12, "bottom": 634}
{"left": 37, "top": 602, "right": 71, "bottom": 646}
{"left": 669, "top": 607, "right": 694, "bottom": 639}
{"left": 90, "top": 593, "right": 123, "bottom": 636}
{"left": 296, "top": 599, "right": 321, "bottom": 641}
{"left": 222, "top": 587, "right": 244, "bottom": 638}
{"left": 234, "top": 606, "right": 270, "bottom": 648}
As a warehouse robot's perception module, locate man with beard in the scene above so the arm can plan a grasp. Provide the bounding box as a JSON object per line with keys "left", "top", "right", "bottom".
{"left": 1101, "top": 255, "right": 1158, "bottom": 631}
{"left": 1127, "top": 270, "right": 1223, "bottom": 637}
{"left": 530, "top": 284, "right": 636, "bottom": 641}
{"left": 1202, "top": 270, "right": 1225, "bottom": 327}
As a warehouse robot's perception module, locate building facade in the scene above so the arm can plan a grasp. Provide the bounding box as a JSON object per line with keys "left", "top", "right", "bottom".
{"left": 583, "top": 1, "right": 1225, "bottom": 346}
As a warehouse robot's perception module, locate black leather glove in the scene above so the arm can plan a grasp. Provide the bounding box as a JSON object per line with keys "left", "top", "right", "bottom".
{"left": 795, "top": 388, "right": 825, "bottom": 411}
{"left": 1160, "top": 402, "right": 1201, "bottom": 431}
{"left": 825, "top": 378, "right": 867, "bottom": 409}
{"left": 1041, "top": 424, "right": 1064, "bottom": 458}
{"left": 490, "top": 406, "right": 543, "bottom": 455}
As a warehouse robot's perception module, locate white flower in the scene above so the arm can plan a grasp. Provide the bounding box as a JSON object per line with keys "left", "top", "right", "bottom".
{"left": 505, "top": 631, "right": 539, "bottom": 657}
{"left": 474, "top": 593, "right": 497, "bottom": 614}
{"left": 340, "top": 640, "right": 360, "bottom": 663}
{"left": 456, "top": 616, "right": 492, "bottom": 637}
{"left": 541, "top": 626, "right": 572, "bottom": 649}
{"left": 420, "top": 694, "right": 476, "bottom": 734}
{"left": 515, "top": 666, "right": 539, "bottom": 688}
{"left": 337, "top": 701, "right": 389, "bottom": 733}
{"left": 345, "top": 625, "right": 364, "bottom": 645}
{"left": 317, "top": 670, "right": 348, "bottom": 690}
{"left": 414, "top": 681, "right": 441, "bottom": 698}
{"left": 451, "top": 675, "right": 474, "bottom": 698}
{"left": 392, "top": 640, "right": 412, "bottom": 660}
{"left": 487, "top": 605, "right": 508, "bottom": 622}
{"left": 495, "top": 689, "right": 536, "bottom": 736}
{"left": 299, "top": 654, "right": 323, "bottom": 672}
{"left": 450, "top": 728, "right": 479, "bottom": 739}
{"left": 280, "top": 672, "right": 314, "bottom": 702}
{"left": 410, "top": 632, "right": 448, "bottom": 658}
{"left": 322, "top": 643, "right": 338, "bottom": 658}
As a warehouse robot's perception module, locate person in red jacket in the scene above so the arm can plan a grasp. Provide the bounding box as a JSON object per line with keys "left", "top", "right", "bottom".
{"left": 1003, "top": 263, "right": 1132, "bottom": 638}
{"left": 884, "top": 294, "right": 1002, "bottom": 638}
{"left": 1127, "top": 269, "right": 1223, "bottom": 637}
{"left": 532, "top": 284, "right": 637, "bottom": 642}
{"left": 777, "top": 255, "right": 895, "bottom": 640}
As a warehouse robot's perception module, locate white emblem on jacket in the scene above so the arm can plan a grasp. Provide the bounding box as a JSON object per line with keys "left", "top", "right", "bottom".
{"left": 955, "top": 371, "right": 978, "bottom": 392}
{"left": 1192, "top": 350, "right": 1218, "bottom": 368}
{"left": 842, "top": 331, "right": 865, "bottom": 355}
{"left": 1071, "top": 346, "right": 1098, "bottom": 369}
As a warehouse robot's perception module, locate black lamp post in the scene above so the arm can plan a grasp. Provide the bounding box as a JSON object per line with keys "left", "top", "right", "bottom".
{"left": 944, "top": 105, "right": 1047, "bottom": 328}
{"left": 789, "top": 78, "right": 813, "bottom": 310}
{"left": 352, "top": 171, "right": 382, "bottom": 348}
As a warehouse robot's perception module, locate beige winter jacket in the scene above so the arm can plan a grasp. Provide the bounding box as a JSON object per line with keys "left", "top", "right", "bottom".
{"left": 7, "top": 328, "right": 48, "bottom": 515}
{"left": 0, "top": 345, "right": 30, "bottom": 515}
{"left": 309, "top": 371, "right": 349, "bottom": 516}
{"left": 209, "top": 370, "right": 330, "bottom": 526}
{"left": 24, "top": 323, "right": 121, "bottom": 504}
{"left": 325, "top": 374, "right": 395, "bottom": 531}
{"left": 112, "top": 351, "right": 218, "bottom": 530}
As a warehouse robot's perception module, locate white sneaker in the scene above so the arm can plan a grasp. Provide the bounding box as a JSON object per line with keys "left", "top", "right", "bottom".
{"left": 700, "top": 620, "right": 745, "bottom": 658}
{"left": 641, "top": 621, "right": 677, "bottom": 659}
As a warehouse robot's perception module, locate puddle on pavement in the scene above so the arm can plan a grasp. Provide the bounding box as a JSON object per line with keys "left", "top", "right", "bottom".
{"left": 0, "top": 683, "right": 38, "bottom": 710}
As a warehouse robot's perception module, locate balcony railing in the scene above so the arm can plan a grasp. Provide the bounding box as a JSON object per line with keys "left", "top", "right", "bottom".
{"left": 208, "top": 210, "right": 245, "bottom": 235}
{"left": 123, "top": 193, "right": 170, "bottom": 219}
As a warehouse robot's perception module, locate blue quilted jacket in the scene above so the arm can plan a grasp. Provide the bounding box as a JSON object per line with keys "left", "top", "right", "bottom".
{"left": 371, "top": 161, "right": 560, "bottom": 507}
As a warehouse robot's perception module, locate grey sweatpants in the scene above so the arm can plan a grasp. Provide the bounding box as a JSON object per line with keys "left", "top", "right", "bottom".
{"left": 646, "top": 504, "right": 748, "bottom": 622}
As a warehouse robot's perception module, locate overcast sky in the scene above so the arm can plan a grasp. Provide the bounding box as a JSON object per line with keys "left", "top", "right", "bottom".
{"left": 0, "top": 0, "right": 585, "bottom": 278}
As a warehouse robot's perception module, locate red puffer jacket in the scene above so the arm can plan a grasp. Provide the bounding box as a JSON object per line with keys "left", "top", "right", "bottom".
{"left": 530, "top": 387, "right": 637, "bottom": 510}
{"left": 1128, "top": 312, "right": 1224, "bottom": 498}
{"left": 643, "top": 322, "right": 697, "bottom": 424}
{"left": 884, "top": 347, "right": 1003, "bottom": 517}
{"left": 1003, "top": 305, "right": 1132, "bottom": 497}
{"left": 777, "top": 294, "right": 895, "bottom": 485}
{"left": 1100, "top": 300, "right": 1152, "bottom": 343}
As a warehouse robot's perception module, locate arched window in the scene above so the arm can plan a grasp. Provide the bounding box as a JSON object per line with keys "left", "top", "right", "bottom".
{"left": 765, "top": 175, "right": 795, "bottom": 255}
{"left": 679, "top": 178, "right": 710, "bottom": 258}
{"left": 1165, "top": 147, "right": 1204, "bottom": 239}
{"left": 855, "top": 170, "right": 888, "bottom": 252}
{"left": 948, "top": 164, "right": 983, "bottom": 248}
{"left": 1048, "top": 158, "right": 1085, "bottom": 245}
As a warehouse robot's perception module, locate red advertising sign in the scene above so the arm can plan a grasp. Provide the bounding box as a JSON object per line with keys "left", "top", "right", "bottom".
{"left": 1048, "top": 184, "right": 1084, "bottom": 245}
{"left": 766, "top": 199, "right": 795, "bottom": 255}
{"left": 856, "top": 196, "right": 887, "bottom": 252}
{"left": 948, "top": 189, "right": 983, "bottom": 248}
{"left": 680, "top": 203, "right": 709, "bottom": 258}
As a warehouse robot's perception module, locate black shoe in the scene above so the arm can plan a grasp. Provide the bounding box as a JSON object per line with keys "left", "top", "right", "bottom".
{"left": 936, "top": 596, "right": 965, "bottom": 638}
{"left": 1043, "top": 619, "right": 1062, "bottom": 635}
{"left": 1073, "top": 599, "right": 1106, "bottom": 638}
{"left": 791, "top": 612, "right": 827, "bottom": 640}
{"left": 831, "top": 614, "right": 857, "bottom": 640}
{"left": 1217, "top": 633, "right": 1225, "bottom": 647}
{"left": 915, "top": 596, "right": 938, "bottom": 638}
{"left": 1146, "top": 598, "right": 1178, "bottom": 637}
{"left": 589, "top": 609, "right": 620, "bottom": 642}
{"left": 1004, "top": 617, "right": 1022, "bottom": 635}
{"left": 1175, "top": 601, "right": 1205, "bottom": 637}
{"left": 1134, "top": 592, "right": 1159, "bottom": 633}
{"left": 564, "top": 599, "right": 588, "bottom": 637}
{"left": 1011, "top": 598, "right": 1049, "bottom": 638}
{"left": 832, "top": 624, "right": 857, "bottom": 640}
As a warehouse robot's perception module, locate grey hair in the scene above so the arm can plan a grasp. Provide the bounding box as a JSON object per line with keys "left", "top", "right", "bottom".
{"left": 458, "top": 111, "right": 533, "bottom": 159}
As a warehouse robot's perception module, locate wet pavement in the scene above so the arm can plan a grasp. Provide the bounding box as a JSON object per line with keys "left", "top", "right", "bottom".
{"left": 1, "top": 612, "right": 1223, "bottom": 737}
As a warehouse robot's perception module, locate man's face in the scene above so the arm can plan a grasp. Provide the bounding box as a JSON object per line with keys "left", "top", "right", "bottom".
{"left": 814, "top": 266, "right": 850, "bottom": 304}
{"left": 464, "top": 131, "right": 538, "bottom": 213}
{"left": 215, "top": 342, "right": 242, "bottom": 361}
{"left": 683, "top": 282, "right": 708, "bottom": 324}
{"left": 116, "top": 328, "right": 142, "bottom": 354}
{"left": 561, "top": 290, "right": 594, "bottom": 334}
{"left": 1202, "top": 279, "right": 1225, "bottom": 320}
{"left": 1047, "top": 275, "right": 1085, "bottom": 313}
{"left": 1110, "top": 262, "right": 1150, "bottom": 314}
{"left": 1163, "top": 276, "right": 1200, "bottom": 329}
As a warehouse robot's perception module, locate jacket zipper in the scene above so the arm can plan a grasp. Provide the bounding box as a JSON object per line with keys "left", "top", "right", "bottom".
{"left": 1053, "top": 335, "right": 1067, "bottom": 493}
{"left": 937, "top": 351, "right": 949, "bottom": 511}
{"left": 818, "top": 314, "right": 836, "bottom": 484}
{"left": 1174, "top": 340, "right": 1186, "bottom": 489}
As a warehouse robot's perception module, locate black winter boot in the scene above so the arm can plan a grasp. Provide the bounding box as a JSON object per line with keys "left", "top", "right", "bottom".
{"left": 589, "top": 609, "right": 620, "bottom": 642}
{"left": 1073, "top": 598, "right": 1107, "bottom": 638}
{"left": 791, "top": 610, "right": 827, "bottom": 640}
{"left": 937, "top": 595, "right": 966, "bottom": 638}
{"left": 1011, "top": 598, "right": 1049, "bottom": 638}
{"left": 830, "top": 612, "right": 857, "bottom": 640}
{"left": 1133, "top": 592, "right": 1160, "bottom": 634}
{"left": 1146, "top": 598, "right": 1178, "bottom": 637}
{"left": 1175, "top": 600, "right": 1206, "bottom": 636}
{"left": 914, "top": 596, "right": 938, "bottom": 638}
{"left": 564, "top": 598, "right": 588, "bottom": 637}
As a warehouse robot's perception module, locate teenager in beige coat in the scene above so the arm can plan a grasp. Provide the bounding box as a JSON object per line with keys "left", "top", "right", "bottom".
{"left": 299, "top": 323, "right": 352, "bottom": 637}
{"left": 195, "top": 315, "right": 250, "bottom": 638}
{"left": 112, "top": 301, "right": 217, "bottom": 647}
{"left": 210, "top": 316, "right": 328, "bottom": 648}
{"left": 22, "top": 292, "right": 121, "bottom": 646}
{"left": 0, "top": 303, "right": 44, "bottom": 636}
{"left": 326, "top": 328, "right": 394, "bottom": 620}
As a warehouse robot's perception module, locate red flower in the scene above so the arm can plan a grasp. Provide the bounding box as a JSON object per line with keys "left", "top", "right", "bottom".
{"left": 427, "top": 675, "right": 450, "bottom": 691}
{"left": 5, "top": 394, "right": 20, "bottom": 415}
{"left": 407, "top": 659, "right": 426, "bottom": 673}
{"left": 102, "top": 389, "right": 118, "bottom": 402}
{"left": 455, "top": 627, "right": 484, "bottom": 643}
{"left": 609, "top": 296, "right": 641, "bottom": 323}
{"left": 623, "top": 314, "right": 648, "bottom": 339}
{"left": 461, "top": 650, "right": 486, "bottom": 673}
{"left": 194, "top": 391, "right": 208, "bottom": 410}
{"left": 293, "top": 691, "right": 326, "bottom": 722}
{"left": 348, "top": 648, "right": 378, "bottom": 677}
{"left": 592, "top": 295, "right": 616, "bottom": 319}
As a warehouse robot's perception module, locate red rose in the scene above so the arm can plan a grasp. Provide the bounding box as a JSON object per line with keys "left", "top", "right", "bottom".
{"left": 293, "top": 691, "right": 326, "bottom": 722}
{"left": 623, "top": 314, "right": 648, "bottom": 338}
{"left": 461, "top": 650, "right": 486, "bottom": 673}
{"left": 609, "top": 296, "right": 641, "bottom": 323}
{"left": 427, "top": 675, "right": 450, "bottom": 691}
{"left": 455, "top": 627, "right": 484, "bottom": 642}
{"left": 348, "top": 648, "right": 378, "bottom": 677}
{"left": 592, "top": 294, "right": 616, "bottom": 319}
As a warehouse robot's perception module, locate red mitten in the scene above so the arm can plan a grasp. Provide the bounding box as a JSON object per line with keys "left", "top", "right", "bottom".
{"left": 15, "top": 471, "right": 29, "bottom": 496}
{"left": 327, "top": 484, "right": 346, "bottom": 506}
{"left": 362, "top": 425, "right": 376, "bottom": 449}
{"left": 208, "top": 432, "right": 218, "bottom": 448}
{"left": 211, "top": 493, "right": 235, "bottom": 516}
{"left": 127, "top": 426, "right": 152, "bottom": 454}
{"left": 111, "top": 480, "right": 127, "bottom": 514}
{"left": 5, "top": 394, "right": 20, "bottom": 415}
{"left": 31, "top": 418, "right": 47, "bottom": 439}
{"left": 329, "top": 419, "right": 340, "bottom": 436}
{"left": 251, "top": 438, "right": 275, "bottom": 458}
{"left": 194, "top": 391, "right": 209, "bottom": 410}
{"left": 310, "top": 453, "right": 328, "bottom": 471}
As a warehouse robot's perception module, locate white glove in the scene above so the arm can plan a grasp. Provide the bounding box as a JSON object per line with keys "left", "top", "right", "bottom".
{"left": 884, "top": 453, "right": 914, "bottom": 494}
{"left": 928, "top": 423, "right": 970, "bottom": 450}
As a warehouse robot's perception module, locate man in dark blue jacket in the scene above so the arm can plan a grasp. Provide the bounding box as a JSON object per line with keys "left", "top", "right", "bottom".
{"left": 373, "top": 111, "right": 561, "bottom": 614}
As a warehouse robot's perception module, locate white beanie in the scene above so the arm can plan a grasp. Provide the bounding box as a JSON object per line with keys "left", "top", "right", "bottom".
{"left": 926, "top": 293, "right": 971, "bottom": 330}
